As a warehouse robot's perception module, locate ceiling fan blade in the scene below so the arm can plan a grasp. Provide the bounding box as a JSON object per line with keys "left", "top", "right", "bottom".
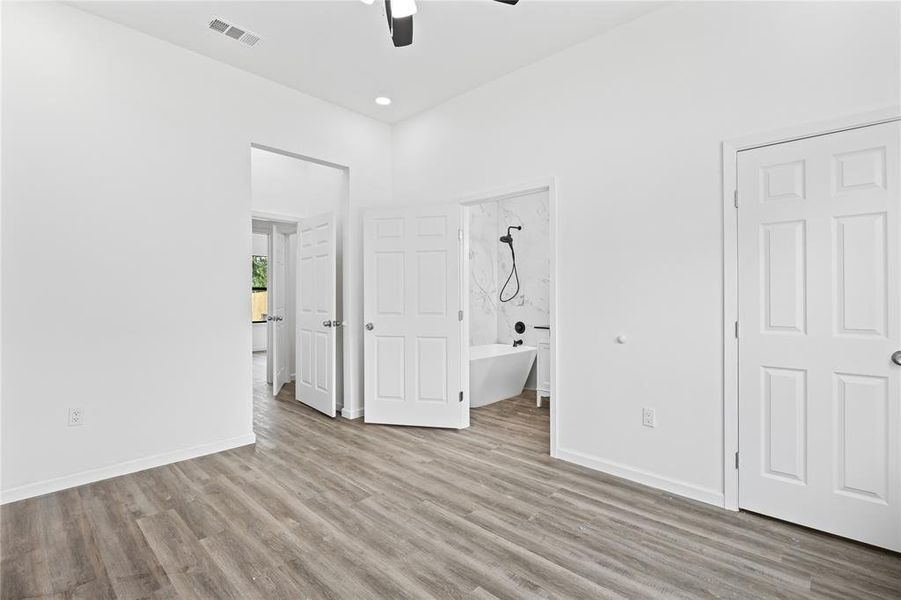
{"left": 391, "top": 16, "right": 413, "bottom": 47}
{"left": 493, "top": 0, "right": 520, "bottom": 4}
{"left": 385, "top": 0, "right": 413, "bottom": 47}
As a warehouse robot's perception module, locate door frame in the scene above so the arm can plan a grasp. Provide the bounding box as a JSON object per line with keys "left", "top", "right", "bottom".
{"left": 722, "top": 106, "right": 901, "bottom": 511}
{"left": 458, "top": 177, "right": 559, "bottom": 455}
{"left": 250, "top": 142, "right": 353, "bottom": 417}
{"left": 253, "top": 215, "right": 297, "bottom": 388}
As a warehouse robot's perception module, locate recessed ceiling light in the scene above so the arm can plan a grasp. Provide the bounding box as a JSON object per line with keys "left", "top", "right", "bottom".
{"left": 375, "top": 97, "right": 392, "bottom": 106}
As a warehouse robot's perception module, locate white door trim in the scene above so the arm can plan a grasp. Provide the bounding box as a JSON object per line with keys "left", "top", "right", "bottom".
{"left": 722, "top": 106, "right": 901, "bottom": 511}
{"left": 457, "top": 177, "right": 559, "bottom": 457}
{"left": 250, "top": 142, "right": 354, "bottom": 418}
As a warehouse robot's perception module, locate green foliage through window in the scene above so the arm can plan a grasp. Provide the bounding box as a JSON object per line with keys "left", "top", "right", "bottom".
{"left": 252, "top": 256, "right": 268, "bottom": 322}
{"left": 252, "top": 255, "right": 268, "bottom": 289}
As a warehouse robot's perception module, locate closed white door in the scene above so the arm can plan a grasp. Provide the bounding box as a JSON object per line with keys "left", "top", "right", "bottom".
{"left": 738, "top": 121, "right": 900, "bottom": 551}
{"left": 296, "top": 212, "right": 337, "bottom": 417}
{"left": 270, "top": 226, "right": 289, "bottom": 396}
{"left": 363, "top": 205, "right": 467, "bottom": 428}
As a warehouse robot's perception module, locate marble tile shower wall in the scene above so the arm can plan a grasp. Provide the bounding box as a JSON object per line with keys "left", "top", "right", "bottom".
{"left": 469, "top": 190, "right": 550, "bottom": 353}
{"left": 469, "top": 201, "right": 499, "bottom": 345}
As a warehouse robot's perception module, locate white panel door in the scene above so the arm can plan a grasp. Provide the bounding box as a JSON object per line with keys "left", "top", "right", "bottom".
{"left": 296, "top": 212, "right": 337, "bottom": 417}
{"left": 270, "top": 225, "right": 289, "bottom": 396}
{"left": 738, "top": 121, "right": 900, "bottom": 551}
{"left": 363, "top": 204, "right": 467, "bottom": 428}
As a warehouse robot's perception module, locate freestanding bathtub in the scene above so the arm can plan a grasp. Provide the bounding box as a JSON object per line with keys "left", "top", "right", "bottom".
{"left": 469, "top": 344, "right": 537, "bottom": 408}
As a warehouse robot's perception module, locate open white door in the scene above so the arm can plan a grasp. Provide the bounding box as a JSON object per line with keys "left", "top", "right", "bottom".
{"left": 738, "top": 121, "right": 900, "bottom": 551}
{"left": 363, "top": 204, "right": 467, "bottom": 428}
{"left": 269, "top": 225, "right": 289, "bottom": 396}
{"left": 296, "top": 212, "right": 338, "bottom": 417}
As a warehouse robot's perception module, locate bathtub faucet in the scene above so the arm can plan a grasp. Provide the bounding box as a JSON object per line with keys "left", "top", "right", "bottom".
{"left": 512, "top": 339, "right": 523, "bottom": 348}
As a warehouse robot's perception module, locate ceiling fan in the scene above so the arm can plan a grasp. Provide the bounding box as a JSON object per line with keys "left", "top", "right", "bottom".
{"left": 365, "top": 0, "right": 519, "bottom": 48}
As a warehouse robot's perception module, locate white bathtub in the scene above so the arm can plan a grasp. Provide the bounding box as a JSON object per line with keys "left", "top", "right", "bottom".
{"left": 469, "top": 344, "right": 537, "bottom": 408}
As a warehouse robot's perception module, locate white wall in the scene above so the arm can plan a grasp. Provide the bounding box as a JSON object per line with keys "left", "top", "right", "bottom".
{"left": 393, "top": 1, "right": 901, "bottom": 504}
{"left": 1, "top": 2, "right": 391, "bottom": 501}
{"left": 251, "top": 148, "right": 345, "bottom": 219}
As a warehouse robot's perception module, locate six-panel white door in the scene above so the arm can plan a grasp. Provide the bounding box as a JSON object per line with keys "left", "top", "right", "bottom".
{"left": 296, "top": 212, "right": 338, "bottom": 417}
{"left": 269, "top": 225, "right": 289, "bottom": 396}
{"left": 363, "top": 205, "right": 467, "bottom": 428}
{"left": 738, "top": 121, "right": 901, "bottom": 551}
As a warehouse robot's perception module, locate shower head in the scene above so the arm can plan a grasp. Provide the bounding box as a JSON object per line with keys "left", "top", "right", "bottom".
{"left": 499, "top": 225, "right": 522, "bottom": 245}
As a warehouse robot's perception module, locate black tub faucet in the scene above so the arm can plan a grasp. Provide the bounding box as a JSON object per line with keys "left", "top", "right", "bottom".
{"left": 512, "top": 339, "right": 523, "bottom": 348}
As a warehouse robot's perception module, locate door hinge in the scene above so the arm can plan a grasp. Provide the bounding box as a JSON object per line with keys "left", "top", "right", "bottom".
{"left": 458, "top": 310, "right": 463, "bottom": 322}
{"left": 458, "top": 228, "right": 464, "bottom": 241}
{"left": 733, "top": 189, "right": 738, "bottom": 208}
{"left": 734, "top": 321, "right": 739, "bottom": 339}
{"left": 459, "top": 391, "right": 464, "bottom": 402}
{"left": 734, "top": 451, "right": 739, "bottom": 469}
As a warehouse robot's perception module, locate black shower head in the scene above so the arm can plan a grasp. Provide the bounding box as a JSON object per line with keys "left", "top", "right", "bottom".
{"left": 499, "top": 225, "right": 522, "bottom": 245}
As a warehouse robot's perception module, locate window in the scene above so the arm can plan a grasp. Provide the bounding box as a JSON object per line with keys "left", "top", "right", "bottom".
{"left": 251, "top": 255, "right": 268, "bottom": 323}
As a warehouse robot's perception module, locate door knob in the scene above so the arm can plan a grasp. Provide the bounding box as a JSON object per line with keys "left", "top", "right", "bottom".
{"left": 892, "top": 351, "right": 901, "bottom": 366}
{"left": 323, "top": 320, "right": 333, "bottom": 328}
{"left": 365, "top": 322, "right": 374, "bottom": 331}
{"left": 333, "top": 321, "right": 343, "bottom": 328}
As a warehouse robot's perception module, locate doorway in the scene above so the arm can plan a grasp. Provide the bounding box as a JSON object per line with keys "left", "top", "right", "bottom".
{"left": 250, "top": 145, "right": 349, "bottom": 419}
{"left": 730, "top": 117, "right": 900, "bottom": 551}
{"left": 360, "top": 179, "right": 559, "bottom": 452}
{"left": 251, "top": 218, "right": 296, "bottom": 396}
{"left": 463, "top": 187, "right": 554, "bottom": 419}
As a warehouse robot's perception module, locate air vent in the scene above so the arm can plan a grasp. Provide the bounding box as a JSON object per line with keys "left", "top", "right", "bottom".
{"left": 239, "top": 32, "right": 261, "bottom": 47}
{"left": 208, "top": 17, "right": 262, "bottom": 48}
{"left": 224, "top": 26, "right": 245, "bottom": 40}
{"left": 208, "top": 18, "right": 229, "bottom": 33}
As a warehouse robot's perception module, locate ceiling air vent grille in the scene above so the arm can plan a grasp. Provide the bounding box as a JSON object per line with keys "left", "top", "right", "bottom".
{"left": 208, "top": 18, "right": 229, "bottom": 33}
{"left": 239, "top": 32, "right": 261, "bottom": 47}
{"left": 208, "top": 17, "right": 262, "bottom": 48}
{"left": 224, "top": 26, "right": 245, "bottom": 40}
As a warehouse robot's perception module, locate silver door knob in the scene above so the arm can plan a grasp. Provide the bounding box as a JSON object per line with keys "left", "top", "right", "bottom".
{"left": 892, "top": 351, "right": 901, "bottom": 366}
{"left": 333, "top": 321, "right": 343, "bottom": 328}
{"left": 323, "top": 320, "right": 333, "bottom": 328}
{"left": 365, "top": 322, "right": 374, "bottom": 331}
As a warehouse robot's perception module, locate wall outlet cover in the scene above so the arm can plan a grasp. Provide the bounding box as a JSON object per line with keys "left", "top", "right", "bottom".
{"left": 642, "top": 407, "right": 656, "bottom": 428}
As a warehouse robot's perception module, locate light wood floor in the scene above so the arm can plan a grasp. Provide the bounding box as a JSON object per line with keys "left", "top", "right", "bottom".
{"left": 2, "top": 353, "right": 900, "bottom": 599}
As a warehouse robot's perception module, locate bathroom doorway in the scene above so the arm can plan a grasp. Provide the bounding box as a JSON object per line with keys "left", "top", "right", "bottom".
{"left": 461, "top": 180, "right": 558, "bottom": 450}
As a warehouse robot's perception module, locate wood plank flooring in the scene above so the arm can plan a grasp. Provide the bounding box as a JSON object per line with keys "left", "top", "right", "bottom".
{"left": 2, "top": 352, "right": 900, "bottom": 599}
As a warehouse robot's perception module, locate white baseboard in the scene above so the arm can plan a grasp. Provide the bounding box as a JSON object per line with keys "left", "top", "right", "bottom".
{"left": 554, "top": 446, "right": 725, "bottom": 508}
{"left": 341, "top": 406, "right": 364, "bottom": 420}
{"left": 0, "top": 432, "right": 256, "bottom": 505}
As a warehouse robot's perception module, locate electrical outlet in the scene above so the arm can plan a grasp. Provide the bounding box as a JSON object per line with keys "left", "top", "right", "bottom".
{"left": 642, "top": 407, "right": 656, "bottom": 428}
{"left": 68, "top": 407, "right": 83, "bottom": 427}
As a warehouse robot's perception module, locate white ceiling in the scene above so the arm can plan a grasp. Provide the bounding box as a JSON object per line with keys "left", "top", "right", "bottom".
{"left": 72, "top": 1, "right": 664, "bottom": 123}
